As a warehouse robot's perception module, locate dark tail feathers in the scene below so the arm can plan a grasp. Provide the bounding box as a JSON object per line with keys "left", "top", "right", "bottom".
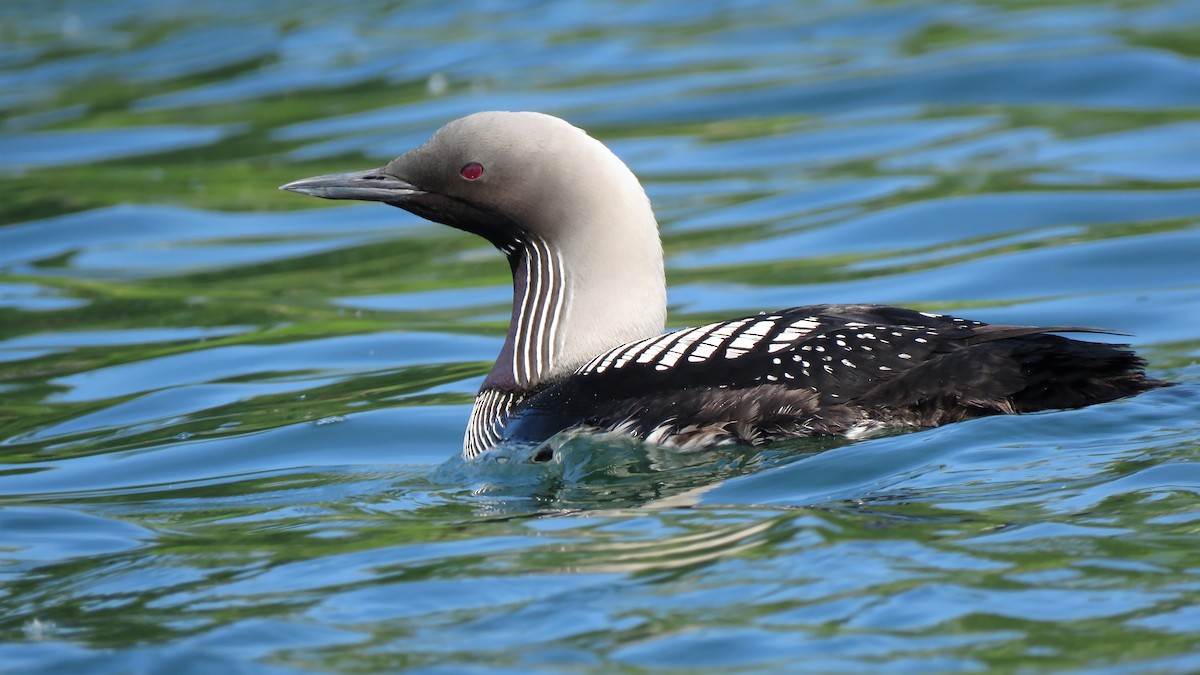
{"left": 862, "top": 332, "right": 1167, "bottom": 427}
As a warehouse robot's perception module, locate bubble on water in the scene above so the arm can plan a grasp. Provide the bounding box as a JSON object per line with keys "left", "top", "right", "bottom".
{"left": 23, "top": 617, "right": 57, "bottom": 641}
{"left": 314, "top": 415, "right": 345, "bottom": 427}
{"left": 427, "top": 72, "right": 448, "bottom": 96}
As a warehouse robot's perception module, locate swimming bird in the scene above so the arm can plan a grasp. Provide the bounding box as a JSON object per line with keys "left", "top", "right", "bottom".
{"left": 281, "top": 111, "right": 1165, "bottom": 461}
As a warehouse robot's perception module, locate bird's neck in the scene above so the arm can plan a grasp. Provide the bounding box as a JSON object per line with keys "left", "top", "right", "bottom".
{"left": 481, "top": 227, "right": 667, "bottom": 394}
{"left": 483, "top": 235, "right": 568, "bottom": 392}
{"left": 465, "top": 131, "right": 666, "bottom": 459}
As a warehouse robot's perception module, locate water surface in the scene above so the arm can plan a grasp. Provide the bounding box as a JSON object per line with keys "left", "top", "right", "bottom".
{"left": 2, "top": 1, "right": 1199, "bottom": 672}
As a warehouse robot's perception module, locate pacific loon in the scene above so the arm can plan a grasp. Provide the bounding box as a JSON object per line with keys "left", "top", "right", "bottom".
{"left": 282, "top": 111, "right": 1165, "bottom": 460}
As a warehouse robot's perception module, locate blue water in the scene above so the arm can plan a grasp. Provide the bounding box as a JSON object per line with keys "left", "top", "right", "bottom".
{"left": 2, "top": 1, "right": 1200, "bottom": 672}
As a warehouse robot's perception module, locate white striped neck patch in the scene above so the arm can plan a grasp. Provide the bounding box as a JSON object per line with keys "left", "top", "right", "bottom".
{"left": 485, "top": 234, "right": 568, "bottom": 392}
{"left": 464, "top": 388, "right": 525, "bottom": 459}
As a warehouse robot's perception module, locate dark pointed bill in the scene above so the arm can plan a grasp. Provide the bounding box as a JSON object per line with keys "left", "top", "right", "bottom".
{"left": 279, "top": 168, "right": 419, "bottom": 202}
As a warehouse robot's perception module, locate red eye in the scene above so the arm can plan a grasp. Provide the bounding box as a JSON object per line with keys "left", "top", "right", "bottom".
{"left": 460, "top": 162, "right": 484, "bottom": 180}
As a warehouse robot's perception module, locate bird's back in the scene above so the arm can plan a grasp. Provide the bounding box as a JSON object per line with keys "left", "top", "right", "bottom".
{"left": 501, "top": 304, "right": 1166, "bottom": 450}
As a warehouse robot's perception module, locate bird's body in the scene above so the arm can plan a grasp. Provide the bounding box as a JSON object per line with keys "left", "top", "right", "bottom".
{"left": 282, "top": 111, "right": 1166, "bottom": 461}
{"left": 500, "top": 304, "right": 1155, "bottom": 453}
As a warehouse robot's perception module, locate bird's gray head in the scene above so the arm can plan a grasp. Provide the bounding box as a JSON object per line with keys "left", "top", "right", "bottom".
{"left": 281, "top": 111, "right": 653, "bottom": 251}
{"left": 282, "top": 111, "right": 667, "bottom": 390}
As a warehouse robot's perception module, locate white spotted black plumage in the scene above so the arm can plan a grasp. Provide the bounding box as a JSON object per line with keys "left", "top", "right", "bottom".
{"left": 576, "top": 304, "right": 987, "bottom": 410}
{"left": 498, "top": 304, "right": 1164, "bottom": 453}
